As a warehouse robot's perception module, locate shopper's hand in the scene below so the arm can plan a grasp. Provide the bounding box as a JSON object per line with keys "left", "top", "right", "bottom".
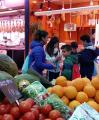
{"left": 56, "top": 55, "right": 62, "bottom": 61}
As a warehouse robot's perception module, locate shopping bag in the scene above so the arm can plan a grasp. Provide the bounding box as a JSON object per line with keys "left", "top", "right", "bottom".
{"left": 72, "top": 64, "right": 80, "bottom": 80}
{"left": 22, "top": 55, "right": 29, "bottom": 74}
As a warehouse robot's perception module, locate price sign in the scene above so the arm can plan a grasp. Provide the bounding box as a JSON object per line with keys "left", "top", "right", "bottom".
{"left": 0, "top": 80, "right": 22, "bottom": 103}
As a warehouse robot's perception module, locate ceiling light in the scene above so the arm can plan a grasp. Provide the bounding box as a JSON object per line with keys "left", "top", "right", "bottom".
{"left": 32, "top": 0, "right": 37, "bottom": 3}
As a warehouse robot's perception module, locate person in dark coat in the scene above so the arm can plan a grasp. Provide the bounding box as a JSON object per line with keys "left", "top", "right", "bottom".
{"left": 79, "top": 34, "right": 98, "bottom": 80}
{"left": 28, "top": 30, "right": 55, "bottom": 75}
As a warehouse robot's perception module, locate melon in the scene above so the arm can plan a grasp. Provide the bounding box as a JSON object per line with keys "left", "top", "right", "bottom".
{"left": 0, "top": 54, "right": 18, "bottom": 76}
{"left": 14, "top": 73, "right": 40, "bottom": 86}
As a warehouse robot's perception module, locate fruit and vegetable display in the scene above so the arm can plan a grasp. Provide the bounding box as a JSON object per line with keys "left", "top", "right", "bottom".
{"left": 47, "top": 76, "right": 99, "bottom": 112}
{"left": 0, "top": 97, "right": 66, "bottom": 120}
{"left": 0, "top": 54, "right": 99, "bottom": 120}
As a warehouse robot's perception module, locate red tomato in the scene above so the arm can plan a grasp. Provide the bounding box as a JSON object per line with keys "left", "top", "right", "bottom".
{"left": 2, "top": 114, "right": 14, "bottom": 120}
{"left": 33, "top": 105, "right": 41, "bottom": 112}
{"left": 44, "top": 119, "right": 52, "bottom": 120}
{"left": 19, "top": 101, "right": 32, "bottom": 113}
{"left": 26, "top": 98, "right": 35, "bottom": 107}
{"left": 31, "top": 108, "right": 39, "bottom": 120}
{"left": 0, "top": 115, "right": 3, "bottom": 120}
{"left": 39, "top": 114, "right": 46, "bottom": 120}
{"left": 56, "top": 118, "right": 65, "bottom": 120}
{"left": 49, "top": 110, "right": 61, "bottom": 120}
{"left": 0, "top": 104, "right": 11, "bottom": 115}
{"left": 10, "top": 107, "right": 20, "bottom": 119}
{"left": 41, "top": 104, "right": 52, "bottom": 115}
{"left": 22, "top": 112, "right": 35, "bottom": 120}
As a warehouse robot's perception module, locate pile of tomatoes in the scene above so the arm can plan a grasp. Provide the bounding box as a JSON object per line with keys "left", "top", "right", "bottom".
{"left": 0, "top": 97, "right": 65, "bottom": 120}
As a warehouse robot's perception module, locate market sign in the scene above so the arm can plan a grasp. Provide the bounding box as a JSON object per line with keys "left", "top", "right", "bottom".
{"left": 64, "top": 23, "right": 76, "bottom": 31}
{"left": 0, "top": 79, "right": 22, "bottom": 104}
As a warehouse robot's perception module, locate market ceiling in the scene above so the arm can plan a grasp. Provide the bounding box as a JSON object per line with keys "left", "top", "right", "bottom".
{"left": 32, "top": 0, "right": 99, "bottom": 4}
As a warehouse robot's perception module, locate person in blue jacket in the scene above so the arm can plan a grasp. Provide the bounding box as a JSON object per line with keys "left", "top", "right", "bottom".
{"left": 28, "top": 30, "right": 55, "bottom": 75}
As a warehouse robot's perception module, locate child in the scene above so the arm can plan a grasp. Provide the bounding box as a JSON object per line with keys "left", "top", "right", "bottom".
{"left": 61, "top": 45, "right": 78, "bottom": 80}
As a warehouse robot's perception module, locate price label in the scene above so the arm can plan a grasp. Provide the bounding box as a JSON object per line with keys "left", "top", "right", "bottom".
{"left": 0, "top": 80, "right": 22, "bottom": 103}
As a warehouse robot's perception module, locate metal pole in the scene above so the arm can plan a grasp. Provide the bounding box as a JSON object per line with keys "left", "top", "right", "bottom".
{"left": 25, "top": 0, "right": 29, "bottom": 56}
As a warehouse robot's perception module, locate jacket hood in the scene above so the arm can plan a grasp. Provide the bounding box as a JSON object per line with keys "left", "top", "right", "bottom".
{"left": 30, "top": 40, "right": 43, "bottom": 49}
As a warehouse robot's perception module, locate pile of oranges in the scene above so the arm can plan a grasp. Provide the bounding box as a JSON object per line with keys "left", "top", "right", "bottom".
{"left": 47, "top": 76, "right": 99, "bottom": 112}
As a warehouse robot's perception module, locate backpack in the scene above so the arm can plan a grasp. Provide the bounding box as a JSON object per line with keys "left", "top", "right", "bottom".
{"left": 22, "top": 55, "right": 29, "bottom": 74}
{"left": 72, "top": 64, "right": 80, "bottom": 80}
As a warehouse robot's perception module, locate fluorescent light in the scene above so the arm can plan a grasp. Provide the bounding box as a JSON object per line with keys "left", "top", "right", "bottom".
{"left": 34, "top": 5, "right": 99, "bottom": 16}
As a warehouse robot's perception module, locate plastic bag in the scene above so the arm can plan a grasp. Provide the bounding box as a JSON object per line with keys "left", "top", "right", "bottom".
{"left": 22, "top": 55, "right": 29, "bottom": 74}
{"left": 69, "top": 103, "right": 99, "bottom": 120}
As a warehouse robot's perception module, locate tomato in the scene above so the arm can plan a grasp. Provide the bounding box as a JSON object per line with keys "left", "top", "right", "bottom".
{"left": 39, "top": 114, "right": 46, "bottom": 120}
{"left": 41, "top": 104, "right": 52, "bottom": 115}
{"left": 19, "top": 101, "right": 32, "bottom": 113}
{"left": 0, "top": 104, "right": 11, "bottom": 115}
{"left": 56, "top": 118, "right": 65, "bottom": 120}
{"left": 31, "top": 108, "right": 39, "bottom": 120}
{"left": 10, "top": 107, "right": 20, "bottom": 119}
{"left": 22, "top": 112, "right": 35, "bottom": 120}
{"left": 26, "top": 98, "right": 35, "bottom": 107}
{"left": 2, "top": 114, "right": 14, "bottom": 120}
{"left": 0, "top": 115, "right": 3, "bottom": 120}
{"left": 49, "top": 110, "right": 61, "bottom": 120}
{"left": 32, "top": 105, "right": 41, "bottom": 112}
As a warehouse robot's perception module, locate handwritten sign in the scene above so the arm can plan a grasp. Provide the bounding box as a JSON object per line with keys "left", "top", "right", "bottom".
{"left": 0, "top": 80, "right": 22, "bottom": 103}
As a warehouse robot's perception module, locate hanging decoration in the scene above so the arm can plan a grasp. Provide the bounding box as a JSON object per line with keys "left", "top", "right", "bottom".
{"left": 61, "top": 1, "right": 65, "bottom": 22}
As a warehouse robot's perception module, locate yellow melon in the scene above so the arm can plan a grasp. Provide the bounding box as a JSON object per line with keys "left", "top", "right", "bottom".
{"left": 69, "top": 100, "right": 81, "bottom": 110}
{"left": 95, "top": 90, "right": 99, "bottom": 104}
{"left": 76, "top": 92, "right": 88, "bottom": 103}
{"left": 55, "top": 76, "right": 67, "bottom": 87}
{"left": 82, "top": 77, "right": 91, "bottom": 86}
{"left": 91, "top": 76, "right": 99, "bottom": 90}
{"left": 52, "top": 85, "right": 64, "bottom": 98}
{"left": 47, "top": 87, "right": 53, "bottom": 94}
{"left": 72, "top": 78, "right": 84, "bottom": 91}
{"left": 83, "top": 85, "right": 96, "bottom": 98}
{"left": 61, "top": 96, "right": 69, "bottom": 105}
{"left": 87, "top": 101, "right": 99, "bottom": 112}
{"left": 64, "top": 86, "right": 77, "bottom": 99}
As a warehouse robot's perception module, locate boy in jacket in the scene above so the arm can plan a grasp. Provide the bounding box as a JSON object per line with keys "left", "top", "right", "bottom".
{"left": 61, "top": 45, "right": 78, "bottom": 80}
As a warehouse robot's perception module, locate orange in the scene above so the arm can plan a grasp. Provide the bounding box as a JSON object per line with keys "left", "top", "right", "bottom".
{"left": 47, "top": 87, "right": 53, "bottom": 94}
{"left": 87, "top": 101, "right": 99, "bottom": 112}
{"left": 69, "top": 100, "right": 81, "bottom": 110}
{"left": 55, "top": 76, "right": 67, "bottom": 87}
{"left": 72, "top": 78, "right": 84, "bottom": 91}
{"left": 91, "top": 76, "right": 99, "bottom": 90}
{"left": 52, "top": 85, "right": 64, "bottom": 98}
{"left": 64, "top": 86, "right": 77, "bottom": 99}
{"left": 61, "top": 96, "right": 69, "bottom": 105}
{"left": 76, "top": 92, "right": 88, "bottom": 103}
{"left": 95, "top": 90, "right": 99, "bottom": 104}
{"left": 82, "top": 77, "right": 91, "bottom": 86}
{"left": 83, "top": 85, "right": 96, "bottom": 98}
